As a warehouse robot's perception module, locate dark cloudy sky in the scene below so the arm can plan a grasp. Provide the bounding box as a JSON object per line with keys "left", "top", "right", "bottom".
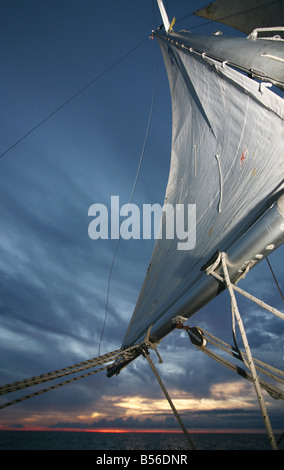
{"left": 0, "top": 0, "right": 283, "bottom": 438}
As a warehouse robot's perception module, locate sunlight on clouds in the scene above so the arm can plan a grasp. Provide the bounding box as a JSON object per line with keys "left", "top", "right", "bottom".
{"left": 19, "top": 409, "right": 92, "bottom": 428}
{"left": 100, "top": 380, "right": 255, "bottom": 419}
{"left": 90, "top": 412, "right": 107, "bottom": 419}
{"left": 210, "top": 381, "right": 254, "bottom": 400}
{"left": 172, "top": 381, "right": 256, "bottom": 410}
{"left": 76, "top": 412, "right": 108, "bottom": 421}
{"left": 103, "top": 395, "right": 170, "bottom": 416}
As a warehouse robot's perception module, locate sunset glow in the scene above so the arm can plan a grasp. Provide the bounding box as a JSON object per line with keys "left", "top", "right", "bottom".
{"left": 0, "top": 0, "right": 283, "bottom": 444}
{"left": 0, "top": 379, "right": 267, "bottom": 433}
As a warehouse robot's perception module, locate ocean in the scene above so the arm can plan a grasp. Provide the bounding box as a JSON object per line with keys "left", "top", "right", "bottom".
{"left": 0, "top": 430, "right": 282, "bottom": 451}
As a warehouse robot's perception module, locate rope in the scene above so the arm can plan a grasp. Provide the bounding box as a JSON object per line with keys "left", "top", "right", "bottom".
{"left": 194, "top": 344, "right": 284, "bottom": 401}
{"left": 0, "top": 38, "right": 148, "bottom": 160}
{"left": 215, "top": 154, "right": 223, "bottom": 213}
{"left": 175, "top": 0, "right": 282, "bottom": 29}
{"left": 207, "top": 253, "right": 284, "bottom": 321}
{"left": 0, "top": 364, "right": 109, "bottom": 410}
{"left": 142, "top": 346, "right": 196, "bottom": 450}
{"left": 202, "top": 329, "right": 284, "bottom": 385}
{"left": 98, "top": 40, "right": 158, "bottom": 355}
{"left": 220, "top": 252, "right": 278, "bottom": 450}
{"left": 188, "top": 328, "right": 284, "bottom": 400}
{"left": 266, "top": 256, "right": 284, "bottom": 302}
{"left": 201, "top": 251, "right": 284, "bottom": 448}
{"left": 0, "top": 347, "right": 129, "bottom": 395}
{"left": 0, "top": 345, "right": 140, "bottom": 410}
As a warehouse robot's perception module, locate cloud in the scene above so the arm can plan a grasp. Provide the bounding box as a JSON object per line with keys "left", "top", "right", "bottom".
{"left": 1, "top": 0, "right": 283, "bottom": 437}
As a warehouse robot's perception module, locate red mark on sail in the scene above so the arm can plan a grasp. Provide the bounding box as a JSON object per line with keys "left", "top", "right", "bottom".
{"left": 241, "top": 145, "right": 248, "bottom": 167}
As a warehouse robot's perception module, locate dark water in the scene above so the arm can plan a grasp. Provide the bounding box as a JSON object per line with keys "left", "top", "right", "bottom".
{"left": 0, "top": 431, "right": 282, "bottom": 450}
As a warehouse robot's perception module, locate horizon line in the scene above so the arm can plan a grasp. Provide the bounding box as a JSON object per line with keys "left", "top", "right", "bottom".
{"left": 0, "top": 426, "right": 277, "bottom": 434}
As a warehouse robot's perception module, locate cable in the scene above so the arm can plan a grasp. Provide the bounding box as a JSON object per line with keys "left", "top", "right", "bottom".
{"left": 0, "top": 345, "right": 140, "bottom": 409}
{"left": 0, "top": 37, "right": 148, "bottom": 160}
{"left": 98, "top": 41, "right": 158, "bottom": 356}
{"left": 175, "top": 0, "right": 282, "bottom": 29}
{"left": 143, "top": 347, "right": 197, "bottom": 450}
{"left": 266, "top": 256, "right": 284, "bottom": 302}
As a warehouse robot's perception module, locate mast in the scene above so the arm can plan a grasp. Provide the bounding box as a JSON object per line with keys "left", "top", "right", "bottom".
{"left": 157, "top": 0, "right": 170, "bottom": 32}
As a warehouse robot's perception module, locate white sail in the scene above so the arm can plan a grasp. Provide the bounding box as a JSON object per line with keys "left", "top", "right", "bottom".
{"left": 122, "top": 30, "right": 284, "bottom": 348}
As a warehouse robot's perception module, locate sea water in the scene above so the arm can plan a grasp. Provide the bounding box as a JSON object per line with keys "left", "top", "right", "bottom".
{"left": 0, "top": 431, "right": 282, "bottom": 451}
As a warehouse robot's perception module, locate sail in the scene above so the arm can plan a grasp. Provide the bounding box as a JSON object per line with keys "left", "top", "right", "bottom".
{"left": 162, "top": 31, "right": 284, "bottom": 89}
{"left": 194, "top": 0, "right": 284, "bottom": 35}
{"left": 121, "top": 30, "right": 284, "bottom": 349}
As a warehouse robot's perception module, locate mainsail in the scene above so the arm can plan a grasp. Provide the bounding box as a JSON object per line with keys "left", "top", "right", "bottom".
{"left": 1, "top": 0, "right": 283, "bottom": 450}
{"left": 120, "top": 8, "right": 284, "bottom": 351}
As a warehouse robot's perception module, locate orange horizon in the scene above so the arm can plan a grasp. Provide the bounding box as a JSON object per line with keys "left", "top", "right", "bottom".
{"left": 0, "top": 425, "right": 271, "bottom": 434}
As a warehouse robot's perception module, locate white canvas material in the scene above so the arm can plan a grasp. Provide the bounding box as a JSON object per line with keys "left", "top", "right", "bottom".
{"left": 122, "top": 31, "right": 284, "bottom": 347}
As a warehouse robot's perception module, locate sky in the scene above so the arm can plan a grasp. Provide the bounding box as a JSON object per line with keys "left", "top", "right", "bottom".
{"left": 0, "top": 0, "right": 283, "bottom": 440}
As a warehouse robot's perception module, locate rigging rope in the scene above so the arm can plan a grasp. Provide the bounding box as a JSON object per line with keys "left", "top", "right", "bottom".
{"left": 185, "top": 249, "right": 284, "bottom": 449}
{"left": 0, "top": 345, "right": 140, "bottom": 410}
{"left": 206, "top": 252, "right": 279, "bottom": 450}
{"left": 142, "top": 346, "right": 196, "bottom": 451}
{"left": 187, "top": 327, "right": 284, "bottom": 400}
{"left": 98, "top": 40, "right": 158, "bottom": 356}
{"left": 175, "top": 0, "right": 283, "bottom": 30}
{"left": 0, "top": 37, "right": 148, "bottom": 160}
{"left": 0, "top": 365, "right": 110, "bottom": 411}
{"left": 266, "top": 256, "right": 284, "bottom": 302}
{"left": 207, "top": 254, "right": 284, "bottom": 321}
{"left": 221, "top": 252, "right": 278, "bottom": 450}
